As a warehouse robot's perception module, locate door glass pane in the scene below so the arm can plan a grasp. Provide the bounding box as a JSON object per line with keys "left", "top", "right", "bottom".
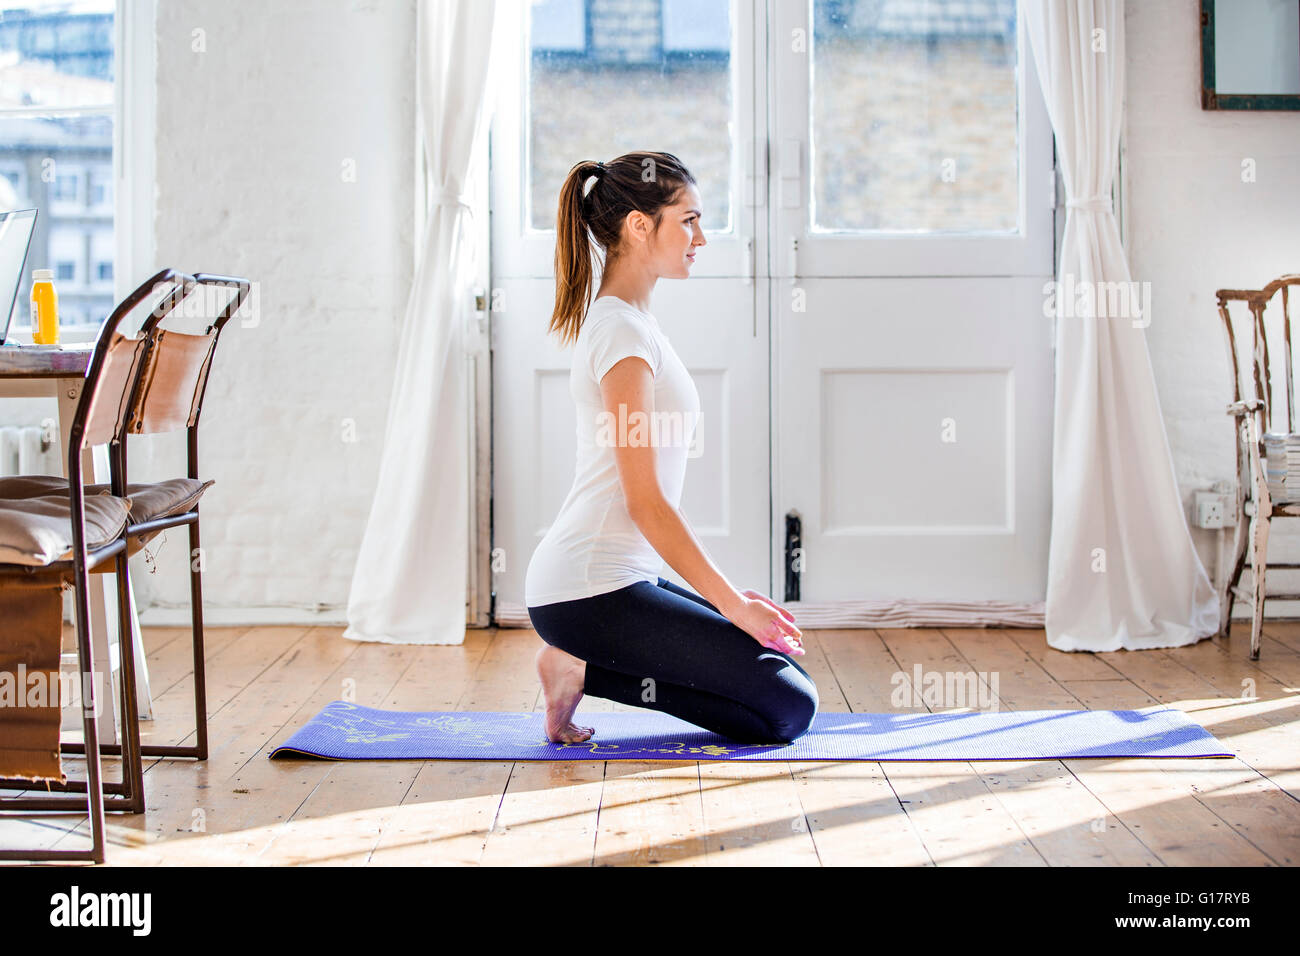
{"left": 527, "top": 0, "right": 733, "bottom": 233}
{"left": 811, "top": 0, "right": 1019, "bottom": 233}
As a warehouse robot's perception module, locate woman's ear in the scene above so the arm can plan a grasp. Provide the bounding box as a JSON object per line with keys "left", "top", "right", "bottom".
{"left": 624, "top": 209, "right": 651, "bottom": 244}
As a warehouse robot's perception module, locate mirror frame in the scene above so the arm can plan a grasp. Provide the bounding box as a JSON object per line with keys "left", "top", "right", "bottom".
{"left": 1201, "top": 0, "right": 1300, "bottom": 110}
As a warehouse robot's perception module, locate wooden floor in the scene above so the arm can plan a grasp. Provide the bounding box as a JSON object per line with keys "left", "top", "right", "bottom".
{"left": 2, "top": 618, "right": 1298, "bottom": 866}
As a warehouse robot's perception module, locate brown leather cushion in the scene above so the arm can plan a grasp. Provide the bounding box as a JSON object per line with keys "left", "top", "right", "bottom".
{"left": 0, "top": 475, "right": 214, "bottom": 522}
{"left": 0, "top": 577, "right": 66, "bottom": 782}
{"left": 0, "top": 493, "right": 130, "bottom": 567}
{"left": 116, "top": 478, "right": 213, "bottom": 522}
{"left": 0, "top": 476, "right": 77, "bottom": 499}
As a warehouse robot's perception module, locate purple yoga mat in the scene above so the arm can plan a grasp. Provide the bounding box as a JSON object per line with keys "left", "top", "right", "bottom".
{"left": 268, "top": 701, "right": 1233, "bottom": 762}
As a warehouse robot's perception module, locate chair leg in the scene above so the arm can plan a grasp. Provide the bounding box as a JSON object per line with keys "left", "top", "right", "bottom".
{"left": 1220, "top": 511, "right": 1250, "bottom": 639}
{"left": 1248, "top": 512, "right": 1269, "bottom": 662}
{"left": 62, "top": 516, "right": 209, "bottom": 762}
{"left": 188, "top": 515, "right": 209, "bottom": 760}
{"left": 111, "top": 549, "right": 146, "bottom": 812}
{"left": 1220, "top": 514, "right": 1248, "bottom": 639}
{"left": 76, "top": 567, "right": 107, "bottom": 863}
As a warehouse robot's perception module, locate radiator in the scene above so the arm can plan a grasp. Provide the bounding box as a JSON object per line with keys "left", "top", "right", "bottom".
{"left": 0, "top": 424, "right": 62, "bottom": 477}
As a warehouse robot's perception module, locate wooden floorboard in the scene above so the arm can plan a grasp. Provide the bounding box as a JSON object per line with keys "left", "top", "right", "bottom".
{"left": 1, "top": 620, "right": 1296, "bottom": 866}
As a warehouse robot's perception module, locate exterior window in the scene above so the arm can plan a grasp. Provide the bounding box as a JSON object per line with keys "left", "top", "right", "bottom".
{"left": 530, "top": 0, "right": 586, "bottom": 52}
{"left": 810, "top": 0, "right": 1019, "bottom": 233}
{"left": 0, "top": 2, "right": 116, "bottom": 331}
{"left": 53, "top": 170, "right": 81, "bottom": 204}
{"left": 527, "top": 0, "right": 734, "bottom": 233}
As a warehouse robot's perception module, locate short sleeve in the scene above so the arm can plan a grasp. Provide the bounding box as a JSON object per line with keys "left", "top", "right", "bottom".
{"left": 586, "top": 311, "right": 661, "bottom": 384}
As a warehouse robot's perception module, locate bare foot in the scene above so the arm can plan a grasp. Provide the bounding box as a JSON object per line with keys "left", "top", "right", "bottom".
{"left": 535, "top": 645, "right": 594, "bottom": 743}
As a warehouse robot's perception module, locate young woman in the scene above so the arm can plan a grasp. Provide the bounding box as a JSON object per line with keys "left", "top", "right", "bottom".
{"left": 525, "top": 150, "right": 819, "bottom": 745}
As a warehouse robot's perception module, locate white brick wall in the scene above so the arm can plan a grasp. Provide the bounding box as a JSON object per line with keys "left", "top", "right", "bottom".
{"left": 1126, "top": 0, "right": 1300, "bottom": 586}
{"left": 133, "top": 0, "right": 417, "bottom": 621}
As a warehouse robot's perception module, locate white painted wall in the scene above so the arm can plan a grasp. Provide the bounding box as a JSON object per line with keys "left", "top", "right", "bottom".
{"left": 1125, "top": 0, "right": 1300, "bottom": 596}
{"left": 134, "top": 0, "right": 417, "bottom": 621}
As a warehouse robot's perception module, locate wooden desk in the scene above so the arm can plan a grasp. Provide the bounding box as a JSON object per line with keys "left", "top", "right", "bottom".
{"left": 0, "top": 343, "right": 154, "bottom": 744}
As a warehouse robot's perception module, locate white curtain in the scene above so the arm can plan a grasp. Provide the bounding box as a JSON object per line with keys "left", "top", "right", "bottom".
{"left": 344, "top": 0, "right": 500, "bottom": 644}
{"left": 1024, "top": 0, "right": 1219, "bottom": 651}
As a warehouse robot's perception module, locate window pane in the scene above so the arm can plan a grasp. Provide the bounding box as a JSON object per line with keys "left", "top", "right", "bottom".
{"left": 0, "top": 1, "right": 116, "bottom": 104}
{"left": 0, "top": 1, "right": 115, "bottom": 333}
{"left": 811, "top": 0, "right": 1019, "bottom": 233}
{"left": 527, "top": 0, "right": 733, "bottom": 233}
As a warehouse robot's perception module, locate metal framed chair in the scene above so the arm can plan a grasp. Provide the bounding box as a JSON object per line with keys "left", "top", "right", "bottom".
{"left": 0, "top": 271, "right": 170, "bottom": 862}
{"left": 2, "top": 271, "right": 251, "bottom": 764}
{"left": 1217, "top": 273, "right": 1300, "bottom": 660}
{"left": 101, "top": 271, "right": 251, "bottom": 761}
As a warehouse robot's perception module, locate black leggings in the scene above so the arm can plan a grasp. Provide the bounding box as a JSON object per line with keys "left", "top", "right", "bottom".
{"left": 528, "top": 577, "right": 819, "bottom": 743}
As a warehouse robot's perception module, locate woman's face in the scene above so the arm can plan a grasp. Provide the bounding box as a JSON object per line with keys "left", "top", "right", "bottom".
{"left": 643, "top": 182, "right": 707, "bottom": 279}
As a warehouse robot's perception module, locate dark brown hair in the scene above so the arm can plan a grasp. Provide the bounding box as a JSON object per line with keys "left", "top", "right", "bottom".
{"left": 549, "top": 150, "right": 696, "bottom": 347}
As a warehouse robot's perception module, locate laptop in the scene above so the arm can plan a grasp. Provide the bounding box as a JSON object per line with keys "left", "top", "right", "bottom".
{"left": 0, "top": 207, "right": 38, "bottom": 346}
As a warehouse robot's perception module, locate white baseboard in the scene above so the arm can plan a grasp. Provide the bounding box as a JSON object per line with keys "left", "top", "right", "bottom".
{"left": 494, "top": 598, "right": 1300, "bottom": 630}
{"left": 136, "top": 604, "right": 348, "bottom": 628}
{"left": 495, "top": 597, "right": 1046, "bottom": 629}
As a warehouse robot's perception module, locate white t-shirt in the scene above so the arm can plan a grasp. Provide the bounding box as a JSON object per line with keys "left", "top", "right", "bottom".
{"left": 525, "top": 295, "right": 701, "bottom": 607}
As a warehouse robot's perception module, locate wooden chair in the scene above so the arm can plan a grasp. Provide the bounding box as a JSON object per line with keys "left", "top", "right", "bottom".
{"left": 0, "top": 271, "right": 172, "bottom": 862}
{"left": 1217, "top": 273, "right": 1300, "bottom": 660}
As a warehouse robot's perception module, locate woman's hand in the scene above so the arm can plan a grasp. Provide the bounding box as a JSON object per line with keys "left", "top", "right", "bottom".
{"left": 729, "top": 589, "right": 804, "bottom": 656}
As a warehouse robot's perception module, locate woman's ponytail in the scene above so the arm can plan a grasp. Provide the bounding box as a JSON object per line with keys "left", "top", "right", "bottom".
{"left": 549, "top": 160, "right": 604, "bottom": 347}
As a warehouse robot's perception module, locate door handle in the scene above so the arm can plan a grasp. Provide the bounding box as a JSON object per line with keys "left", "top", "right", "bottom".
{"left": 742, "top": 236, "right": 753, "bottom": 285}
{"left": 789, "top": 237, "right": 799, "bottom": 279}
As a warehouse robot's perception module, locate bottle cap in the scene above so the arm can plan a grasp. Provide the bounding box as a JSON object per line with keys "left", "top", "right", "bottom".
{"left": 32, "top": 269, "right": 54, "bottom": 281}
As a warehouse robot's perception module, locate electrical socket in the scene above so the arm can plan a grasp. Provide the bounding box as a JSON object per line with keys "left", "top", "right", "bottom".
{"left": 1195, "top": 490, "right": 1235, "bottom": 529}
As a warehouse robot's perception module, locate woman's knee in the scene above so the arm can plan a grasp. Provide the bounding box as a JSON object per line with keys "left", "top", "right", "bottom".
{"left": 527, "top": 607, "right": 571, "bottom": 652}
{"left": 763, "top": 671, "right": 819, "bottom": 743}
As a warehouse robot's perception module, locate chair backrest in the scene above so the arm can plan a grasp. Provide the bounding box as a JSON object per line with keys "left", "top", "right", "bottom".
{"left": 70, "top": 268, "right": 197, "bottom": 484}
{"left": 79, "top": 333, "right": 147, "bottom": 449}
{"left": 1217, "top": 273, "right": 1300, "bottom": 435}
{"left": 117, "top": 273, "right": 250, "bottom": 479}
{"left": 44, "top": 268, "right": 197, "bottom": 565}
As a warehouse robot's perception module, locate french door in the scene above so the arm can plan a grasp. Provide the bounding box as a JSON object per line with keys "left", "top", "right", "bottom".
{"left": 768, "top": 1, "right": 1055, "bottom": 603}
{"left": 490, "top": 0, "right": 1055, "bottom": 624}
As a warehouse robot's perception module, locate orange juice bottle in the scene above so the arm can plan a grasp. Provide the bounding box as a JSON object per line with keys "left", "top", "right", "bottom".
{"left": 30, "top": 269, "right": 59, "bottom": 345}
